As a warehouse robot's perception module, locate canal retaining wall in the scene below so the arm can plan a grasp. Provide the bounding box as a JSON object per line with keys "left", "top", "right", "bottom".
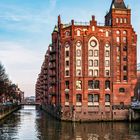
{"left": 41, "top": 104, "right": 132, "bottom": 122}
{"left": 0, "top": 105, "right": 21, "bottom": 121}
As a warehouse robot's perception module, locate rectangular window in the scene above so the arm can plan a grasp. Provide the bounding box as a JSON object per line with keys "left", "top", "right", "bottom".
{"left": 65, "top": 94, "right": 69, "bottom": 102}
{"left": 76, "top": 69, "right": 81, "bottom": 76}
{"left": 88, "top": 80, "right": 99, "bottom": 89}
{"left": 88, "top": 94, "right": 93, "bottom": 103}
{"left": 88, "top": 81, "right": 94, "bottom": 89}
{"left": 105, "top": 60, "right": 110, "bottom": 67}
{"left": 105, "top": 70, "right": 110, "bottom": 77}
{"left": 123, "top": 76, "right": 127, "bottom": 81}
{"left": 77, "top": 60, "right": 81, "bottom": 66}
{"left": 94, "top": 60, "right": 98, "bottom": 67}
{"left": 65, "top": 70, "right": 69, "bottom": 76}
{"left": 89, "top": 50, "right": 93, "bottom": 56}
{"left": 65, "top": 81, "right": 69, "bottom": 89}
{"left": 94, "top": 70, "right": 98, "bottom": 77}
{"left": 66, "top": 51, "right": 69, "bottom": 57}
{"left": 123, "top": 37, "right": 127, "bottom": 43}
{"left": 94, "top": 94, "right": 99, "bottom": 102}
{"left": 123, "top": 56, "right": 127, "bottom": 61}
{"left": 89, "top": 70, "right": 93, "bottom": 76}
{"left": 94, "top": 50, "right": 98, "bottom": 57}
{"left": 117, "top": 56, "right": 120, "bottom": 62}
{"left": 89, "top": 60, "right": 93, "bottom": 67}
{"left": 123, "top": 66, "right": 127, "bottom": 71}
{"left": 76, "top": 94, "right": 82, "bottom": 102}
{"left": 66, "top": 61, "right": 69, "bottom": 67}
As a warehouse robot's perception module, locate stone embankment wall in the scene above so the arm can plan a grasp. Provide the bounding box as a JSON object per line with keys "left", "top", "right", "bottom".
{"left": 0, "top": 105, "right": 20, "bottom": 120}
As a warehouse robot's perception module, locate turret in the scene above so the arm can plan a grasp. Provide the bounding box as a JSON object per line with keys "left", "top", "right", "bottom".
{"left": 105, "top": 0, "right": 131, "bottom": 27}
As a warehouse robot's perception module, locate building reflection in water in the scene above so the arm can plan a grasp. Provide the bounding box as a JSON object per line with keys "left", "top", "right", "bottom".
{"left": 0, "top": 106, "right": 140, "bottom": 140}
{"left": 36, "top": 110, "right": 140, "bottom": 140}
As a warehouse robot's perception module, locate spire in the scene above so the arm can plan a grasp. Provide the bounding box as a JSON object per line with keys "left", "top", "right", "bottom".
{"left": 110, "top": 0, "right": 127, "bottom": 11}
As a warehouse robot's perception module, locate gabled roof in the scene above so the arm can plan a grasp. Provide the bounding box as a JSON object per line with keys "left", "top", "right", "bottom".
{"left": 110, "top": 0, "right": 127, "bottom": 10}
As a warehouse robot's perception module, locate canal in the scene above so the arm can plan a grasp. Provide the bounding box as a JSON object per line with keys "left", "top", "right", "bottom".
{"left": 0, "top": 105, "right": 140, "bottom": 140}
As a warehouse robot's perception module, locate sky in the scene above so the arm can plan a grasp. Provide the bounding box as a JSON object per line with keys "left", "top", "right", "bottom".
{"left": 0, "top": 0, "right": 139, "bottom": 97}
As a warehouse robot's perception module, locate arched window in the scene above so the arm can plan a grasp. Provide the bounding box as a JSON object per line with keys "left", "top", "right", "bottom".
{"left": 116, "top": 18, "right": 119, "bottom": 23}
{"left": 76, "top": 80, "right": 82, "bottom": 89}
{"left": 123, "top": 30, "right": 127, "bottom": 35}
{"left": 105, "top": 80, "right": 110, "bottom": 89}
{"left": 119, "top": 88, "right": 125, "bottom": 93}
{"left": 124, "top": 18, "right": 127, "bottom": 23}
{"left": 116, "top": 30, "right": 120, "bottom": 35}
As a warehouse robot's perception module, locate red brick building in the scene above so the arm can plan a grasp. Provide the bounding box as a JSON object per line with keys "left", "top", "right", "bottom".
{"left": 36, "top": 0, "right": 137, "bottom": 121}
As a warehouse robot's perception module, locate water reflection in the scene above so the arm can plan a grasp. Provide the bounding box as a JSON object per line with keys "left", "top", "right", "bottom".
{"left": 0, "top": 105, "right": 140, "bottom": 140}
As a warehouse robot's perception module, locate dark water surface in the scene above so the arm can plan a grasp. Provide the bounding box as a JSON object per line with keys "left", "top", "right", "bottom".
{"left": 0, "top": 105, "right": 140, "bottom": 140}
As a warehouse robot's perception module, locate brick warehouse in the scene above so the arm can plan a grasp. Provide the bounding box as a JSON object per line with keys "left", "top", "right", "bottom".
{"left": 36, "top": 0, "right": 137, "bottom": 121}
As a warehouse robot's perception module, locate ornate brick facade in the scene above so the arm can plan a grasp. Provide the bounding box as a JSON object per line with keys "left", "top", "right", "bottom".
{"left": 36, "top": 0, "right": 137, "bottom": 121}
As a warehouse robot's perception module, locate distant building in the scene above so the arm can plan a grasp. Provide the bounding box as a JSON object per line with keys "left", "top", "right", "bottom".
{"left": 36, "top": 0, "right": 137, "bottom": 121}
{"left": 24, "top": 96, "right": 35, "bottom": 104}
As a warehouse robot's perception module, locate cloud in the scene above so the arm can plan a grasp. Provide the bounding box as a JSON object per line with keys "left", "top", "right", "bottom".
{"left": 0, "top": 41, "right": 43, "bottom": 96}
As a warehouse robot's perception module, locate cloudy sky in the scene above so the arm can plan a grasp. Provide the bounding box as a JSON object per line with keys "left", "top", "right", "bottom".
{"left": 0, "top": 0, "right": 139, "bottom": 97}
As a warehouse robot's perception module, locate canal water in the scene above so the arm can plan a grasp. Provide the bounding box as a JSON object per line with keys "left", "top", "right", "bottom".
{"left": 0, "top": 105, "right": 140, "bottom": 140}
